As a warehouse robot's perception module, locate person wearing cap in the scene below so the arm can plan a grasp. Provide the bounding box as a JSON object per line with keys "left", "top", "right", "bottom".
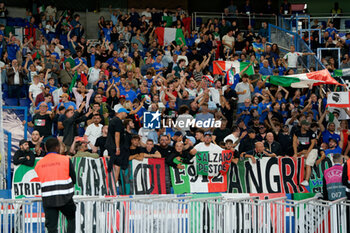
{"left": 113, "top": 95, "right": 126, "bottom": 113}
{"left": 191, "top": 131, "right": 222, "bottom": 161}
{"left": 13, "top": 139, "right": 35, "bottom": 167}
{"left": 293, "top": 120, "right": 318, "bottom": 186}
{"left": 106, "top": 107, "right": 130, "bottom": 181}
{"left": 57, "top": 93, "right": 76, "bottom": 110}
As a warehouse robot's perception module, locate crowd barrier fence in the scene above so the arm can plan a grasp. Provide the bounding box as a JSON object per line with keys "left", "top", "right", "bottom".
{"left": 1, "top": 195, "right": 349, "bottom": 233}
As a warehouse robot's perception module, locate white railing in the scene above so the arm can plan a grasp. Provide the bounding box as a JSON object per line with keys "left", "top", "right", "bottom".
{"left": 0, "top": 195, "right": 349, "bottom": 233}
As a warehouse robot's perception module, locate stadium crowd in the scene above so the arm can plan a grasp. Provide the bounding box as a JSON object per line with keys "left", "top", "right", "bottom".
{"left": 5, "top": 0, "right": 350, "bottom": 191}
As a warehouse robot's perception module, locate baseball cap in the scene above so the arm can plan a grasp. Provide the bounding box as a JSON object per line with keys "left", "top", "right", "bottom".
{"left": 301, "top": 120, "right": 310, "bottom": 126}
{"left": 174, "top": 131, "right": 182, "bottom": 137}
{"left": 204, "top": 131, "right": 212, "bottom": 136}
{"left": 19, "top": 139, "right": 28, "bottom": 146}
{"left": 119, "top": 95, "right": 126, "bottom": 99}
{"left": 118, "top": 108, "right": 130, "bottom": 114}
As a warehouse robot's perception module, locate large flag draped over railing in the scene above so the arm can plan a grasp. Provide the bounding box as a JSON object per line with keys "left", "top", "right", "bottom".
{"left": 12, "top": 156, "right": 334, "bottom": 198}
{"left": 262, "top": 69, "right": 343, "bottom": 88}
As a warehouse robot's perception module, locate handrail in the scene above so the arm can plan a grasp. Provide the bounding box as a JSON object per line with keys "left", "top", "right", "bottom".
{"left": 4, "top": 130, "right": 11, "bottom": 190}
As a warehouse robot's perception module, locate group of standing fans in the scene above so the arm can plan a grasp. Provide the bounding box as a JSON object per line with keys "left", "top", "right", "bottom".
{"left": 3, "top": 2, "right": 350, "bottom": 232}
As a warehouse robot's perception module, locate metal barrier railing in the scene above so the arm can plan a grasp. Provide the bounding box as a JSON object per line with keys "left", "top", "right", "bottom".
{"left": 191, "top": 12, "right": 278, "bottom": 31}
{"left": 1, "top": 195, "right": 349, "bottom": 233}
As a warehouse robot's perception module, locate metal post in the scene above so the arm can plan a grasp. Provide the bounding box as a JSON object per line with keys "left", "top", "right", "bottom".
{"left": 5, "top": 130, "right": 11, "bottom": 190}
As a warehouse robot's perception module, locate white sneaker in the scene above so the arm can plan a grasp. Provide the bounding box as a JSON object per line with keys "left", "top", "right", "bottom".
{"left": 301, "top": 180, "right": 309, "bottom": 186}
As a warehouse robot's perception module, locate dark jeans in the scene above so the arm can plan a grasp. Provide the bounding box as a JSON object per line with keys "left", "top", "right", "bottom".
{"left": 43, "top": 199, "right": 76, "bottom": 233}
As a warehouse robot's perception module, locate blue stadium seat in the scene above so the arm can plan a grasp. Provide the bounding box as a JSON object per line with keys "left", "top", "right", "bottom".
{"left": 5, "top": 98, "right": 18, "bottom": 106}
{"left": 196, "top": 17, "right": 202, "bottom": 27}
{"left": 19, "top": 98, "right": 31, "bottom": 108}
{"left": 345, "top": 20, "right": 350, "bottom": 29}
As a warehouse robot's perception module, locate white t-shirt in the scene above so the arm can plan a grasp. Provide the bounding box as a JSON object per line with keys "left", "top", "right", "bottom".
{"left": 85, "top": 123, "right": 103, "bottom": 147}
{"left": 235, "top": 82, "right": 251, "bottom": 103}
{"left": 209, "top": 87, "right": 221, "bottom": 105}
{"left": 141, "top": 11, "right": 152, "bottom": 23}
{"left": 194, "top": 142, "right": 222, "bottom": 155}
{"left": 222, "top": 35, "right": 235, "bottom": 50}
{"left": 223, "top": 134, "right": 240, "bottom": 150}
{"left": 185, "top": 88, "right": 197, "bottom": 99}
{"left": 88, "top": 67, "right": 101, "bottom": 84}
{"left": 29, "top": 82, "right": 44, "bottom": 100}
{"left": 283, "top": 52, "right": 303, "bottom": 68}
{"left": 138, "top": 127, "right": 151, "bottom": 144}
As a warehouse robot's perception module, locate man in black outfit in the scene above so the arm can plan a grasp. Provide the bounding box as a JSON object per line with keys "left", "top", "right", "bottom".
{"left": 13, "top": 139, "right": 35, "bottom": 166}
{"left": 155, "top": 135, "right": 175, "bottom": 158}
{"left": 106, "top": 108, "right": 130, "bottom": 182}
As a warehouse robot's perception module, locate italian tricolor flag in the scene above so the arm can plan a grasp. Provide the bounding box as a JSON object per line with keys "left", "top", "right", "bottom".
{"left": 326, "top": 92, "right": 350, "bottom": 108}
{"left": 213, "top": 60, "right": 254, "bottom": 76}
{"left": 154, "top": 27, "right": 186, "bottom": 46}
{"left": 333, "top": 68, "right": 350, "bottom": 77}
{"left": 263, "top": 69, "right": 343, "bottom": 88}
{"left": 170, "top": 164, "right": 228, "bottom": 194}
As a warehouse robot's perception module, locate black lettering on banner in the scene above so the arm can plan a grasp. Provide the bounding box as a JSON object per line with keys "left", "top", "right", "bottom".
{"left": 213, "top": 153, "right": 219, "bottom": 162}
{"left": 14, "top": 184, "right": 19, "bottom": 196}
{"left": 188, "top": 165, "right": 199, "bottom": 182}
{"left": 173, "top": 167, "right": 186, "bottom": 185}
{"left": 86, "top": 159, "right": 92, "bottom": 195}
{"left": 143, "top": 164, "right": 155, "bottom": 194}
{"left": 245, "top": 160, "right": 263, "bottom": 193}
{"left": 24, "top": 183, "right": 30, "bottom": 195}
{"left": 133, "top": 164, "right": 142, "bottom": 194}
{"left": 91, "top": 159, "right": 100, "bottom": 195}
{"left": 265, "top": 157, "right": 281, "bottom": 193}
{"left": 155, "top": 164, "right": 162, "bottom": 194}
{"left": 19, "top": 183, "right": 23, "bottom": 196}
{"left": 76, "top": 158, "right": 86, "bottom": 195}
{"left": 211, "top": 173, "right": 223, "bottom": 182}
{"left": 228, "top": 163, "right": 243, "bottom": 193}
{"left": 296, "top": 158, "right": 306, "bottom": 193}
{"left": 36, "top": 183, "right": 41, "bottom": 195}
{"left": 281, "top": 158, "right": 298, "bottom": 193}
